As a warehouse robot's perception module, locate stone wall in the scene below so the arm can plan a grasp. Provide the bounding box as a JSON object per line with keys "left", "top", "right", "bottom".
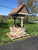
{"left": 9, "top": 26, "right": 27, "bottom": 37}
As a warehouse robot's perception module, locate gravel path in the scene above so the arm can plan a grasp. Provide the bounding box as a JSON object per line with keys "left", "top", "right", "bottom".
{"left": 0, "top": 36, "right": 38, "bottom": 50}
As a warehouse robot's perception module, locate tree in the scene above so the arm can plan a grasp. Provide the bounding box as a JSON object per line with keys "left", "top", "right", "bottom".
{"left": 17, "top": 0, "right": 38, "bottom": 13}
{"left": 17, "top": 0, "right": 38, "bottom": 23}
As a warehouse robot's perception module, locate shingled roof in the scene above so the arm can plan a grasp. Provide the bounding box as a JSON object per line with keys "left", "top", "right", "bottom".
{"left": 9, "top": 4, "right": 28, "bottom": 15}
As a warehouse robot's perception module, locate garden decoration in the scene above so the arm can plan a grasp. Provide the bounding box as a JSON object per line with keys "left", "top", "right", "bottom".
{"left": 6, "top": 4, "right": 29, "bottom": 40}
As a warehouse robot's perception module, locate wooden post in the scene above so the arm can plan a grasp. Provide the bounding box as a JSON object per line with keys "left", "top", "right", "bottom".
{"left": 21, "top": 17, "right": 24, "bottom": 27}
{"left": 13, "top": 17, "right": 16, "bottom": 27}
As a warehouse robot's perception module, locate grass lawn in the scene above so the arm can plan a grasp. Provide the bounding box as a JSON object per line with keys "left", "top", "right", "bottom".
{"left": 0, "top": 21, "right": 38, "bottom": 45}
{"left": 24, "top": 22, "right": 38, "bottom": 37}
{"left": 0, "top": 22, "right": 14, "bottom": 45}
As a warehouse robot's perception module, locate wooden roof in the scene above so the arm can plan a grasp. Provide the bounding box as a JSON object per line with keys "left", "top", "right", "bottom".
{"left": 9, "top": 4, "right": 28, "bottom": 16}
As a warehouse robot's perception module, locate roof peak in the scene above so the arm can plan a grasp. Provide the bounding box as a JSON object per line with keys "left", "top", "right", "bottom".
{"left": 9, "top": 4, "right": 28, "bottom": 15}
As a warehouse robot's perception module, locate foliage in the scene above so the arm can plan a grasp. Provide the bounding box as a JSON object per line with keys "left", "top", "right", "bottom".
{"left": 9, "top": 20, "right": 14, "bottom": 22}
{"left": 17, "top": 0, "right": 38, "bottom": 13}
{"left": 0, "top": 15, "right": 8, "bottom": 23}
{"left": 24, "top": 16, "right": 38, "bottom": 22}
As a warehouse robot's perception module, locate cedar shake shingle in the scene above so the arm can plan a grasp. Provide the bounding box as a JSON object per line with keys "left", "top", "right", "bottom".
{"left": 9, "top": 4, "right": 24, "bottom": 14}
{"left": 9, "top": 4, "right": 28, "bottom": 15}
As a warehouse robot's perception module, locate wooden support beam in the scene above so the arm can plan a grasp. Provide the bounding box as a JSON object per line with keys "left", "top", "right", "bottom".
{"left": 21, "top": 17, "right": 24, "bottom": 27}
{"left": 13, "top": 17, "right": 16, "bottom": 27}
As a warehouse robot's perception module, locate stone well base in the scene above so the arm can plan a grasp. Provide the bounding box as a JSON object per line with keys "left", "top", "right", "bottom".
{"left": 6, "top": 26, "right": 29, "bottom": 40}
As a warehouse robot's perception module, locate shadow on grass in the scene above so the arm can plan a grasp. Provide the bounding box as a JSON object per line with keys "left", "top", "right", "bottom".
{"left": 24, "top": 22, "right": 36, "bottom": 24}
{"left": 0, "top": 23, "right": 9, "bottom": 28}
